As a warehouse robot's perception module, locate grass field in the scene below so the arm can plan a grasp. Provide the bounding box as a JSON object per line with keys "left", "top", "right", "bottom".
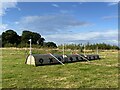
{"left": 2, "top": 48, "right": 119, "bottom": 88}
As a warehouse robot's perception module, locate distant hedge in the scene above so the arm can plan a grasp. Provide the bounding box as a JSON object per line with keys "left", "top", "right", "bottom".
{"left": 58, "top": 43, "right": 119, "bottom": 50}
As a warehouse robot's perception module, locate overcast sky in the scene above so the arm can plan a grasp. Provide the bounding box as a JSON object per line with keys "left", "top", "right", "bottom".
{"left": 0, "top": 1, "right": 118, "bottom": 45}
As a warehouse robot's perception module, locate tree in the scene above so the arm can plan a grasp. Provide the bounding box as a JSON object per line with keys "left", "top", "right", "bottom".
{"left": 0, "top": 35, "right": 2, "bottom": 47}
{"left": 44, "top": 42, "right": 57, "bottom": 48}
{"left": 21, "top": 30, "right": 45, "bottom": 45}
{"left": 2, "top": 30, "right": 20, "bottom": 46}
{"left": 37, "top": 38, "right": 45, "bottom": 45}
{"left": 21, "top": 31, "right": 33, "bottom": 44}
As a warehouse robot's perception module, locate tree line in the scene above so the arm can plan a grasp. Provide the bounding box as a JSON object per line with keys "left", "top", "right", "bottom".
{"left": 1, "top": 30, "right": 119, "bottom": 50}
{"left": 1, "top": 30, "right": 57, "bottom": 48}
{"left": 58, "top": 43, "right": 119, "bottom": 50}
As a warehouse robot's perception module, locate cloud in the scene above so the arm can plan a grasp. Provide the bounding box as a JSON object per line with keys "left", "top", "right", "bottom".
{"left": 0, "top": 24, "right": 8, "bottom": 30}
{"left": 44, "top": 30, "right": 118, "bottom": 45}
{"left": 0, "top": 0, "right": 18, "bottom": 16}
{"left": 15, "top": 21, "right": 19, "bottom": 24}
{"left": 102, "top": 15, "right": 118, "bottom": 20}
{"left": 108, "top": 2, "right": 118, "bottom": 6}
{"left": 0, "top": 24, "right": 8, "bottom": 34}
{"left": 106, "top": 39, "right": 118, "bottom": 44}
{"left": 72, "top": 2, "right": 82, "bottom": 7}
{"left": 52, "top": 4, "right": 59, "bottom": 7}
{"left": 60, "top": 10, "right": 69, "bottom": 14}
{"left": 17, "top": 14, "right": 91, "bottom": 35}
{"left": 59, "top": 10, "right": 74, "bottom": 14}
{"left": 15, "top": 15, "right": 117, "bottom": 45}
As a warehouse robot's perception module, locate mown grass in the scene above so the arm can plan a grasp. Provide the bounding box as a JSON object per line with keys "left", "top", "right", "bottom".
{"left": 2, "top": 48, "right": 119, "bottom": 88}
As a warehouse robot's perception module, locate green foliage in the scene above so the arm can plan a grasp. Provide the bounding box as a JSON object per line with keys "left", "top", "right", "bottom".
{"left": 17, "top": 43, "right": 30, "bottom": 48}
{"left": 4, "top": 43, "right": 17, "bottom": 47}
{"left": 37, "top": 37, "right": 45, "bottom": 46}
{"left": 21, "top": 30, "right": 45, "bottom": 45}
{"left": 2, "top": 30, "right": 21, "bottom": 46}
{"left": 58, "top": 44, "right": 81, "bottom": 50}
{"left": 1, "top": 30, "right": 57, "bottom": 48}
{"left": 0, "top": 35, "right": 1, "bottom": 47}
{"left": 44, "top": 42, "right": 57, "bottom": 48}
{"left": 58, "top": 43, "right": 119, "bottom": 50}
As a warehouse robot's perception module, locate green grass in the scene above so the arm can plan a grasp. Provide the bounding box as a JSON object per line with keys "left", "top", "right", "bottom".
{"left": 2, "top": 48, "right": 119, "bottom": 88}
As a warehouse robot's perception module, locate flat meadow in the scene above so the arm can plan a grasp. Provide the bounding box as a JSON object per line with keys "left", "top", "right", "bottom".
{"left": 1, "top": 48, "right": 119, "bottom": 88}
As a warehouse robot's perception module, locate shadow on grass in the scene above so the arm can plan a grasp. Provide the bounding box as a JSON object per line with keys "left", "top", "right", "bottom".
{"left": 35, "top": 59, "right": 101, "bottom": 67}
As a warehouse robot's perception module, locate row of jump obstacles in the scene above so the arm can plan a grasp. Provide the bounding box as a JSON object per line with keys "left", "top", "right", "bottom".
{"left": 25, "top": 54, "right": 100, "bottom": 66}
{"left": 26, "top": 39, "right": 100, "bottom": 66}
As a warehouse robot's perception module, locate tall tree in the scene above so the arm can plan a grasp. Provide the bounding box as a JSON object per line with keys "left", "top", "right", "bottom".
{"left": 2, "top": 30, "right": 20, "bottom": 46}
{"left": 21, "top": 30, "right": 45, "bottom": 45}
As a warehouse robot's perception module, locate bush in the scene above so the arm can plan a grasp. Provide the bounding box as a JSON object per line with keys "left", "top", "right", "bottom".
{"left": 44, "top": 42, "right": 57, "bottom": 48}
{"left": 17, "top": 43, "right": 29, "bottom": 48}
{"left": 4, "top": 43, "right": 17, "bottom": 47}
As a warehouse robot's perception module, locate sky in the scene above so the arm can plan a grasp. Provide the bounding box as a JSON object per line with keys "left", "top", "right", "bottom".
{"left": 0, "top": 1, "right": 118, "bottom": 45}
